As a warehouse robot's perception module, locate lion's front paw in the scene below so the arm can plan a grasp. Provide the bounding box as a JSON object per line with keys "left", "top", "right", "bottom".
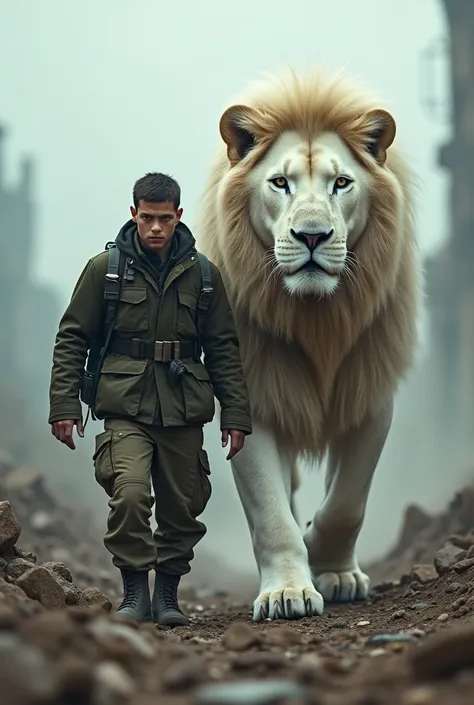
{"left": 253, "top": 586, "right": 323, "bottom": 622}
{"left": 313, "top": 569, "right": 370, "bottom": 603}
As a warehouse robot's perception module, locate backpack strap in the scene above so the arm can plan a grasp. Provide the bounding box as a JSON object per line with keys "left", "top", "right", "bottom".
{"left": 104, "top": 242, "right": 122, "bottom": 328}
{"left": 82, "top": 242, "right": 127, "bottom": 427}
{"left": 195, "top": 252, "right": 214, "bottom": 356}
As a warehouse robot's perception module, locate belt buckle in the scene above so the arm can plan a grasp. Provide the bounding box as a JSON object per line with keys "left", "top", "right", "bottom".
{"left": 162, "top": 341, "right": 172, "bottom": 363}
{"left": 154, "top": 341, "right": 163, "bottom": 362}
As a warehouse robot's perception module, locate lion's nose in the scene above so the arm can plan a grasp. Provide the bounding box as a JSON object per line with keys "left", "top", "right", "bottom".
{"left": 290, "top": 229, "right": 334, "bottom": 251}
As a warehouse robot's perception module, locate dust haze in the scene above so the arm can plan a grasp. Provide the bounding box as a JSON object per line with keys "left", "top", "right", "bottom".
{"left": 0, "top": 0, "right": 466, "bottom": 583}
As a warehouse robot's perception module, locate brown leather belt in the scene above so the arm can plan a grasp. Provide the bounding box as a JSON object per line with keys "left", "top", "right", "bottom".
{"left": 109, "top": 336, "right": 197, "bottom": 362}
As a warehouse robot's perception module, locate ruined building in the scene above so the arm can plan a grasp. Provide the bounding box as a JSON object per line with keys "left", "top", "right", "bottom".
{"left": 0, "top": 125, "right": 61, "bottom": 447}
{"left": 424, "top": 0, "right": 474, "bottom": 467}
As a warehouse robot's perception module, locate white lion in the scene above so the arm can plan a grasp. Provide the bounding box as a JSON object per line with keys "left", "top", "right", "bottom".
{"left": 194, "top": 68, "right": 421, "bottom": 621}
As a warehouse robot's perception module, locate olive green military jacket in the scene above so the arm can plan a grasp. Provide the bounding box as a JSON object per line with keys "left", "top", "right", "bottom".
{"left": 48, "top": 220, "right": 252, "bottom": 435}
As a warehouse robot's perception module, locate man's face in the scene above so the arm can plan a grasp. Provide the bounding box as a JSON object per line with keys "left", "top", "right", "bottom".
{"left": 130, "top": 200, "right": 183, "bottom": 255}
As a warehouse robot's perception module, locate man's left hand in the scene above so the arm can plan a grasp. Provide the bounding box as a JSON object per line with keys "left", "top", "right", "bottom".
{"left": 221, "top": 429, "right": 245, "bottom": 461}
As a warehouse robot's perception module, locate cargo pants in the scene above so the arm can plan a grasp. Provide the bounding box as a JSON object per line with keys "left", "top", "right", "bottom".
{"left": 92, "top": 417, "right": 212, "bottom": 576}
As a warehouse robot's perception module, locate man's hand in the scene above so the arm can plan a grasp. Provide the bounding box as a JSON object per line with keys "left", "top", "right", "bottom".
{"left": 221, "top": 429, "right": 245, "bottom": 461}
{"left": 51, "top": 419, "right": 84, "bottom": 450}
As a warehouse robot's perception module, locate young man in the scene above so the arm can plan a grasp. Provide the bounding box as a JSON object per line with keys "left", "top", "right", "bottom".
{"left": 48, "top": 172, "right": 252, "bottom": 626}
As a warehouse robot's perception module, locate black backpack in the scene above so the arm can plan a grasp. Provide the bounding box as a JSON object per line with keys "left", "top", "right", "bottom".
{"left": 79, "top": 242, "right": 213, "bottom": 420}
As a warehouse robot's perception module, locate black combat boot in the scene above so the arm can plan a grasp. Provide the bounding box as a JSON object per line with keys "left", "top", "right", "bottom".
{"left": 115, "top": 569, "right": 153, "bottom": 622}
{"left": 152, "top": 570, "right": 189, "bottom": 627}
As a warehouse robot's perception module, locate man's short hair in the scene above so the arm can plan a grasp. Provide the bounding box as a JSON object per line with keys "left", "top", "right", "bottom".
{"left": 132, "top": 172, "right": 181, "bottom": 210}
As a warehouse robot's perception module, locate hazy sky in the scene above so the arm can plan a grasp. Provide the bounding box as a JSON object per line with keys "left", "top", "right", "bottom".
{"left": 0, "top": 0, "right": 457, "bottom": 573}
{"left": 1, "top": 0, "right": 450, "bottom": 300}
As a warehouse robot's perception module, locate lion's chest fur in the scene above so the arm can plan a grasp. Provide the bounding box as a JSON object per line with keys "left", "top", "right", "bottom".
{"left": 234, "top": 308, "right": 354, "bottom": 455}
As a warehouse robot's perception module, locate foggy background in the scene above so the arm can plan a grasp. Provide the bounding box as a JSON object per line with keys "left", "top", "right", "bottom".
{"left": 0, "top": 0, "right": 471, "bottom": 587}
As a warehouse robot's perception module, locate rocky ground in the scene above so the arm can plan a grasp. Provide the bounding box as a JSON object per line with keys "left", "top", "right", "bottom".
{"left": 2, "top": 453, "right": 474, "bottom": 704}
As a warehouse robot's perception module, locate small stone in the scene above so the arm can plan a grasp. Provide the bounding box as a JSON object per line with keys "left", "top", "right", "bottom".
{"left": 403, "top": 686, "right": 437, "bottom": 704}
{"left": 357, "top": 620, "right": 370, "bottom": 627}
{"left": 331, "top": 617, "right": 348, "bottom": 629}
{"left": 467, "top": 545, "right": 474, "bottom": 559}
{"left": 369, "top": 648, "right": 388, "bottom": 657}
{"left": 410, "top": 622, "right": 474, "bottom": 680}
{"left": 87, "top": 618, "right": 156, "bottom": 659}
{"left": 410, "top": 564, "right": 438, "bottom": 584}
{"left": 30, "top": 511, "right": 56, "bottom": 532}
{"left": 386, "top": 641, "right": 407, "bottom": 653}
{"left": 0, "top": 604, "right": 20, "bottom": 630}
{"left": 446, "top": 582, "right": 462, "bottom": 593}
{"left": 162, "top": 655, "right": 206, "bottom": 692}
{"left": 447, "top": 534, "right": 474, "bottom": 550}
{"left": 451, "top": 597, "right": 467, "bottom": 610}
{"left": 0, "top": 631, "right": 58, "bottom": 701}
{"left": 437, "top": 613, "right": 449, "bottom": 622}
{"left": 64, "top": 585, "right": 82, "bottom": 606}
{"left": 367, "top": 632, "right": 417, "bottom": 646}
{"left": 294, "top": 653, "right": 326, "bottom": 685}
{"left": 194, "top": 679, "right": 305, "bottom": 705}
{"left": 265, "top": 626, "right": 302, "bottom": 647}
{"left": 453, "top": 557, "right": 474, "bottom": 573}
{"left": 392, "top": 609, "right": 406, "bottom": 619}
{"left": 231, "top": 651, "right": 279, "bottom": 671}
{"left": 0, "top": 501, "right": 21, "bottom": 553}
{"left": 93, "top": 660, "right": 135, "bottom": 704}
{"left": 12, "top": 547, "right": 36, "bottom": 563}
{"left": 410, "top": 603, "right": 429, "bottom": 611}
{"left": 434, "top": 545, "right": 467, "bottom": 575}
{"left": 454, "top": 606, "right": 470, "bottom": 618}
{"left": 42, "top": 561, "right": 73, "bottom": 583}
{"left": 55, "top": 654, "right": 94, "bottom": 701}
{"left": 81, "top": 587, "right": 112, "bottom": 611}
{"left": 407, "top": 629, "right": 426, "bottom": 638}
{"left": 16, "top": 566, "right": 66, "bottom": 609}
{"left": 221, "top": 621, "right": 261, "bottom": 651}
{"left": 5, "top": 557, "right": 35, "bottom": 581}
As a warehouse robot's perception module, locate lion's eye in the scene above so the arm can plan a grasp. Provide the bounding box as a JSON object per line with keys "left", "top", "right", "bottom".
{"left": 270, "top": 176, "right": 288, "bottom": 189}
{"left": 335, "top": 176, "right": 352, "bottom": 189}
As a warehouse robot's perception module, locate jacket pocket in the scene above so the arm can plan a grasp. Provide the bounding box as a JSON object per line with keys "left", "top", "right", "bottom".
{"left": 114, "top": 287, "right": 149, "bottom": 333}
{"left": 95, "top": 356, "right": 148, "bottom": 418}
{"left": 180, "top": 362, "right": 215, "bottom": 425}
{"left": 93, "top": 430, "right": 115, "bottom": 497}
{"left": 191, "top": 448, "right": 212, "bottom": 517}
{"left": 176, "top": 289, "right": 198, "bottom": 340}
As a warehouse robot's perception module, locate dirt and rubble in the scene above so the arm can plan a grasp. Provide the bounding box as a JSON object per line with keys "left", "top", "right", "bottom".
{"left": 3, "top": 449, "right": 474, "bottom": 704}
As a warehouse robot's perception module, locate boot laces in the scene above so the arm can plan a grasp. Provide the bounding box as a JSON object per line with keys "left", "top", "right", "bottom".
{"left": 119, "top": 574, "right": 143, "bottom": 609}
{"left": 159, "top": 576, "right": 180, "bottom": 610}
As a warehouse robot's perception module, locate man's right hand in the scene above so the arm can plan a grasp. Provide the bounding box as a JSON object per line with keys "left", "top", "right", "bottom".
{"left": 51, "top": 419, "right": 84, "bottom": 450}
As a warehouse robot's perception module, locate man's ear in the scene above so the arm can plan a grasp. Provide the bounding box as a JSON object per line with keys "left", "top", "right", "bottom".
{"left": 357, "top": 108, "right": 396, "bottom": 166}
{"left": 219, "top": 104, "right": 260, "bottom": 166}
{"left": 176, "top": 207, "right": 183, "bottom": 221}
{"left": 130, "top": 205, "right": 137, "bottom": 221}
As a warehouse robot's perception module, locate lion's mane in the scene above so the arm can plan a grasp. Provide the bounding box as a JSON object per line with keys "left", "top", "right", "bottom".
{"left": 195, "top": 68, "right": 421, "bottom": 459}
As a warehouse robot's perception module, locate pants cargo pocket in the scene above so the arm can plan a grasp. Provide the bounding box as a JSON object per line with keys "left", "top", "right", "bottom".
{"left": 191, "top": 449, "right": 212, "bottom": 518}
{"left": 93, "top": 430, "right": 115, "bottom": 497}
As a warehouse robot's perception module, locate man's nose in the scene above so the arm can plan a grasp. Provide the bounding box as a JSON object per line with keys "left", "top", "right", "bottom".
{"left": 290, "top": 228, "right": 334, "bottom": 251}
{"left": 151, "top": 222, "right": 162, "bottom": 232}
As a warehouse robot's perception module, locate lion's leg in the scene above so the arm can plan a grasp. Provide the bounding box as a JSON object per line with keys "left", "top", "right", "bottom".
{"left": 230, "top": 423, "right": 323, "bottom": 622}
{"left": 303, "top": 397, "right": 393, "bottom": 603}
{"left": 289, "top": 457, "right": 300, "bottom": 527}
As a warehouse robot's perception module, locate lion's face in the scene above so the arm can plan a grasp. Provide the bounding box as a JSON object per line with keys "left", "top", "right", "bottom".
{"left": 218, "top": 97, "right": 396, "bottom": 300}
{"left": 247, "top": 130, "right": 371, "bottom": 297}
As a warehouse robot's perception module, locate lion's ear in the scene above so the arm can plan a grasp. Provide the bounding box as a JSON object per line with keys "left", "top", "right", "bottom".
{"left": 219, "top": 104, "right": 259, "bottom": 165}
{"left": 358, "top": 108, "right": 396, "bottom": 166}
